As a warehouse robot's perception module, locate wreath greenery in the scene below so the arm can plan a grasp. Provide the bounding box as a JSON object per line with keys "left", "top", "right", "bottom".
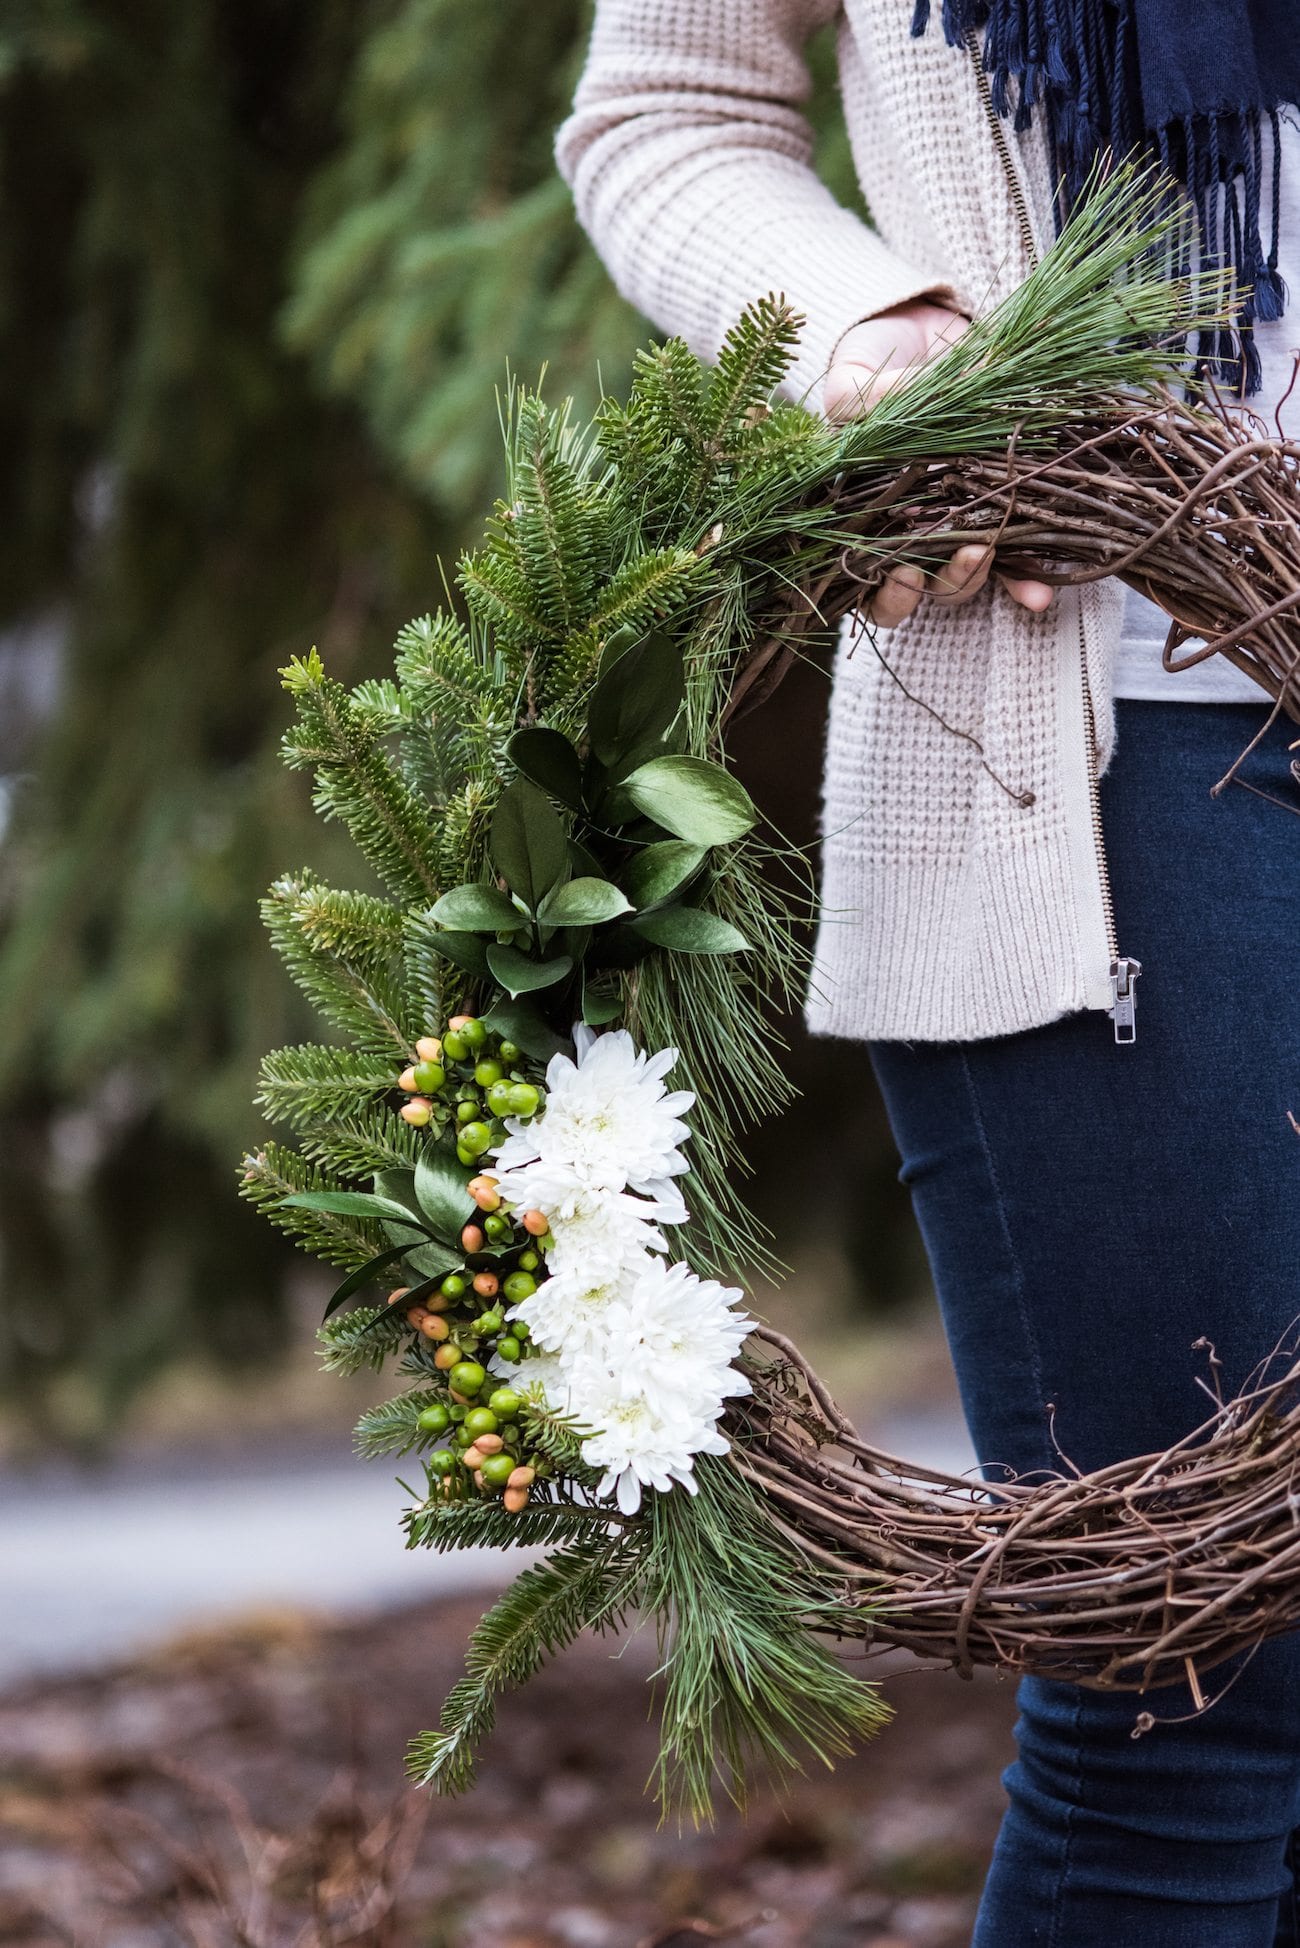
{"left": 243, "top": 166, "right": 1300, "bottom": 1820}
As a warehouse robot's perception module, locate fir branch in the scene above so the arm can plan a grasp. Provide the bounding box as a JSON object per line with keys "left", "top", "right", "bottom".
{"left": 407, "top": 1538, "right": 642, "bottom": 1796}
{"left": 283, "top": 881, "right": 407, "bottom": 963}
{"left": 704, "top": 296, "right": 802, "bottom": 444}
{"left": 280, "top": 654, "right": 444, "bottom": 903}
{"left": 298, "top": 1113, "right": 427, "bottom": 1180}
{"left": 504, "top": 392, "right": 612, "bottom": 644}
{"left": 394, "top": 611, "right": 515, "bottom": 793}
{"left": 261, "top": 873, "right": 413, "bottom": 1060}
{"left": 588, "top": 545, "right": 709, "bottom": 636}
{"left": 401, "top": 910, "right": 452, "bottom": 1030}
{"left": 518, "top": 1397, "right": 593, "bottom": 1478}
{"left": 240, "top": 1144, "right": 384, "bottom": 1270}
{"left": 403, "top": 1490, "right": 619, "bottom": 1555}
{"left": 257, "top": 1043, "right": 400, "bottom": 1129}
{"left": 349, "top": 677, "right": 414, "bottom": 734}
{"left": 320, "top": 1303, "right": 406, "bottom": 1374}
{"left": 355, "top": 1385, "right": 444, "bottom": 1458}
{"left": 458, "top": 546, "right": 555, "bottom": 646}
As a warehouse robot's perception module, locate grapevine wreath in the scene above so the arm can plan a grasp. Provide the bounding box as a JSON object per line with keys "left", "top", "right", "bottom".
{"left": 243, "top": 170, "right": 1300, "bottom": 1817}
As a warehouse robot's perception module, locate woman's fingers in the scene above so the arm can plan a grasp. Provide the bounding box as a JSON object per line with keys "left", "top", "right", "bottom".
{"left": 866, "top": 550, "right": 1058, "bottom": 629}
{"left": 865, "top": 561, "right": 927, "bottom": 627}
{"left": 824, "top": 358, "right": 909, "bottom": 423}
{"left": 824, "top": 304, "right": 970, "bottom": 425}
{"left": 929, "top": 543, "right": 993, "bottom": 604}
{"left": 1001, "top": 574, "right": 1056, "bottom": 613}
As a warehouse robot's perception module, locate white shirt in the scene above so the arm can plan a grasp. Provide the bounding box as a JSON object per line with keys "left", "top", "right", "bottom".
{"left": 1114, "top": 116, "right": 1300, "bottom": 703}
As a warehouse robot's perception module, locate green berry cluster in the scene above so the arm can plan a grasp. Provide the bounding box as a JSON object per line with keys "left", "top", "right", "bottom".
{"left": 386, "top": 1072, "right": 557, "bottom": 1509}
{"left": 396, "top": 1015, "right": 545, "bottom": 1167}
{"left": 414, "top": 1379, "right": 540, "bottom": 1507}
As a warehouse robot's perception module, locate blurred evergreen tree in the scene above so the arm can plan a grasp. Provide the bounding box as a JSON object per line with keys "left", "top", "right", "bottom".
{"left": 0, "top": 1, "right": 891, "bottom": 1443}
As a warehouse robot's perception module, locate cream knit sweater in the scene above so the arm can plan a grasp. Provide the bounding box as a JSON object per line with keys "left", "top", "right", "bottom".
{"left": 557, "top": 0, "right": 1135, "bottom": 1045}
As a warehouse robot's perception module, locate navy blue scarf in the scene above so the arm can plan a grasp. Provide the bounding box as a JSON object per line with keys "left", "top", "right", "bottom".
{"left": 912, "top": 0, "right": 1300, "bottom": 392}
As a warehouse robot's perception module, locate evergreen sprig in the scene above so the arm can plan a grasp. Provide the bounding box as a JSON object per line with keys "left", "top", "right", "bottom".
{"left": 406, "top": 1538, "right": 644, "bottom": 1796}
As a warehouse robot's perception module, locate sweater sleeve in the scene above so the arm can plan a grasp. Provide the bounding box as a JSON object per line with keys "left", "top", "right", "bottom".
{"left": 555, "top": 0, "right": 957, "bottom": 409}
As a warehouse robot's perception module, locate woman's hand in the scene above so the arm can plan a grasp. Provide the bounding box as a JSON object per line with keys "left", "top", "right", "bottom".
{"left": 824, "top": 302, "right": 1054, "bottom": 627}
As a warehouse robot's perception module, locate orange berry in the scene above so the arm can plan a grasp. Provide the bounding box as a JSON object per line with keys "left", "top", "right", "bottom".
{"left": 521, "top": 1209, "right": 549, "bottom": 1236}
{"left": 448, "top": 1014, "right": 472, "bottom": 1032}
{"left": 503, "top": 1486, "right": 529, "bottom": 1513}
{"left": 461, "top": 1223, "right": 485, "bottom": 1253}
{"left": 400, "top": 1098, "right": 433, "bottom": 1127}
{"left": 416, "top": 1036, "right": 443, "bottom": 1063}
{"left": 386, "top": 1286, "right": 411, "bottom": 1307}
{"left": 398, "top": 1065, "right": 420, "bottom": 1093}
{"left": 419, "top": 1314, "right": 450, "bottom": 1342}
{"left": 473, "top": 1469, "right": 486, "bottom": 1490}
{"left": 461, "top": 1445, "right": 483, "bottom": 1469}
{"left": 433, "top": 1343, "right": 461, "bottom": 1370}
{"left": 468, "top": 1175, "right": 501, "bottom": 1212}
{"left": 507, "top": 1465, "right": 536, "bottom": 1490}
{"left": 473, "top": 1432, "right": 504, "bottom": 1455}
{"left": 472, "top": 1271, "right": 499, "bottom": 1299}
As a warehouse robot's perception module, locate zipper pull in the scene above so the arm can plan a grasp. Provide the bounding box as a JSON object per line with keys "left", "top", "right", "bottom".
{"left": 1108, "top": 957, "right": 1142, "bottom": 1045}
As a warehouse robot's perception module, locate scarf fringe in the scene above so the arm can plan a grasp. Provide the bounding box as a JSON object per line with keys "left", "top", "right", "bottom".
{"left": 912, "top": 0, "right": 1288, "bottom": 394}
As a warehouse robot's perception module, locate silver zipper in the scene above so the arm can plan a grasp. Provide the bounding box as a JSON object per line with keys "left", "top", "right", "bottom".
{"left": 967, "top": 27, "right": 1140, "bottom": 1044}
{"left": 1079, "top": 616, "right": 1143, "bottom": 1042}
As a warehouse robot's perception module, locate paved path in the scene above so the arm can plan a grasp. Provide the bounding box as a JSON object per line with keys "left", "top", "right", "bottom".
{"left": 0, "top": 1413, "right": 975, "bottom": 1687}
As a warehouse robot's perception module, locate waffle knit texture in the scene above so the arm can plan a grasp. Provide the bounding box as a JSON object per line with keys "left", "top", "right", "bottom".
{"left": 557, "top": 0, "right": 1135, "bottom": 1043}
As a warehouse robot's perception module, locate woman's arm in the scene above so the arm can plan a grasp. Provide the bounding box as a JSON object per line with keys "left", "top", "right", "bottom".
{"left": 555, "top": 0, "right": 956, "bottom": 409}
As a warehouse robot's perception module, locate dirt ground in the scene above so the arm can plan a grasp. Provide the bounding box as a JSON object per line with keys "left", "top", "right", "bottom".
{"left": 0, "top": 1591, "right": 1019, "bottom": 1948}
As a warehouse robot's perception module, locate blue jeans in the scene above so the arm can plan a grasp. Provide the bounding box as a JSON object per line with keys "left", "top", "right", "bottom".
{"left": 870, "top": 700, "right": 1300, "bottom": 1946}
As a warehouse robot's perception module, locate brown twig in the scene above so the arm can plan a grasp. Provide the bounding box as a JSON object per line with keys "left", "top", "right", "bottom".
{"left": 728, "top": 386, "right": 1300, "bottom": 738}
{"left": 732, "top": 1327, "right": 1300, "bottom": 1698}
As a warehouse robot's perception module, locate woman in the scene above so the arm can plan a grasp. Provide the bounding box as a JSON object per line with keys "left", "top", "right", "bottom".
{"left": 558, "top": 5, "right": 1300, "bottom": 1943}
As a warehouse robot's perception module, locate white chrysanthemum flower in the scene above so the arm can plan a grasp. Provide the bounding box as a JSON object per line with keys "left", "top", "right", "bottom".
{"left": 497, "top": 1158, "right": 686, "bottom": 1240}
{"left": 610, "top": 1256, "right": 754, "bottom": 1383}
{"left": 493, "top": 1025, "right": 694, "bottom": 1203}
{"left": 562, "top": 1353, "right": 733, "bottom": 1515}
{"left": 510, "top": 1262, "right": 629, "bottom": 1356}
{"left": 539, "top": 1184, "right": 672, "bottom": 1286}
{"left": 545, "top": 1259, "right": 753, "bottom": 1514}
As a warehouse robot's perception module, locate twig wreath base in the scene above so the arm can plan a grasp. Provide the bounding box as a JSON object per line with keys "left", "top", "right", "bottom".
{"left": 246, "top": 169, "right": 1300, "bottom": 1813}
{"left": 736, "top": 389, "right": 1300, "bottom": 773}
{"left": 740, "top": 1328, "right": 1300, "bottom": 1707}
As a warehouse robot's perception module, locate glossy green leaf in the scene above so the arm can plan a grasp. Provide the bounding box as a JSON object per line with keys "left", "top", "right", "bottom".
{"left": 621, "top": 756, "right": 758, "bottom": 846}
{"left": 538, "top": 876, "right": 632, "bottom": 927}
{"left": 414, "top": 1134, "right": 476, "bottom": 1241}
{"left": 322, "top": 1241, "right": 416, "bottom": 1321}
{"left": 400, "top": 1238, "right": 466, "bottom": 1280}
{"left": 490, "top": 777, "right": 569, "bottom": 909}
{"left": 621, "top": 840, "right": 708, "bottom": 911}
{"left": 426, "top": 926, "right": 492, "bottom": 978}
{"left": 588, "top": 630, "right": 685, "bottom": 768}
{"left": 486, "top": 942, "right": 574, "bottom": 997}
{"left": 629, "top": 906, "right": 750, "bottom": 954}
{"left": 482, "top": 998, "right": 574, "bottom": 1063}
{"left": 581, "top": 982, "right": 625, "bottom": 1026}
{"left": 507, "top": 727, "right": 583, "bottom": 810}
{"left": 280, "top": 1189, "right": 429, "bottom": 1227}
{"left": 430, "top": 882, "right": 520, "bottom": 932}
